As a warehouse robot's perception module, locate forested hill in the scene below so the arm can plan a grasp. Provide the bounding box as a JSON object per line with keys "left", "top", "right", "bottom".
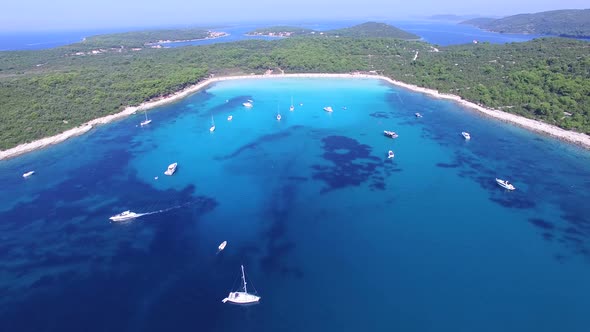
{"left": 79, "top": 29, "right": 213, "bottom": 48}
{"left": 0, "top": 30, "right": 589, "bottom": 150}
{"left": 324, "top": 22, "right": 420, "bottom": 39}
{"left": 461, "top": 9, "right": 590, "bottom": 37}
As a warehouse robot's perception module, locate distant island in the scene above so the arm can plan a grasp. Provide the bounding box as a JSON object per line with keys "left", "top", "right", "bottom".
{"left": 246, "top": 22, "right": 420, "bottom": 40}
{"left": 1, "top": 20, "right": 589, "bottom": 153}
{"left": 81, "top": 29, "right": 228, "bottom": 49}
{"left": 462, "top": 9, "right": 590, "bottom": 37}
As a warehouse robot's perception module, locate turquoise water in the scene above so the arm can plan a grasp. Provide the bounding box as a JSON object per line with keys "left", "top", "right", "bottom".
{"left": 1, "top": 77, "right": 589, "bottom": 331}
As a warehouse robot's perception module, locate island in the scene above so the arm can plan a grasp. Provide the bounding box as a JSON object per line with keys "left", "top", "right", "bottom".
{"left": 461, "top": 9, "right": 590, "bottom": 38}
{"left": 246, "top": 22, "right": 420, "bottom": 40}
{"left": 0, "top": 21, "right": 589, "bottom": 156}
{"left": 246, "top": 26, "right": 315, "bottom": 37}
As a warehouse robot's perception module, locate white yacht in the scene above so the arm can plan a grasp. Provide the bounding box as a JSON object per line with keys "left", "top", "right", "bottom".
{"left": 222, "top": 265, "right": 261, "bottom": 305}
{"left": 109, "top": 210, "right": 140, "bottom": 222}
{"left": 243, "top": 102, "right": 253, "bottom": 108}
{"left": 495, "top": 178, "right": 516, "bottom": 191}
{"left": 164, "top": 162, "right": 178, "bottom": 176}
{"left": 323, "top": 106, "right": 333, "bottom": 112}
{"left": 277, "top": 113, "right": 281, "bottom": 121}
{"left": 227, "top": 115, "right": 233, "bottom": 121}
{"left": 462, "top": 132, "right": 471, "bottom": 140}
{"left": 22, "top": 171, "right": 35, "bottom": 178}
{"left": 218, "top": 241, "right": 227, "bottom": 251}
{"left": 388, "top": 150, "right": 395, "bottom": 159}
{"left": 140, "top": 111, "right": 152, "bottom": 126}
{"left": 384, "top": 130, "right": 399, "bottom": 138}
{"left": 415, "top": 112, "right": 423, "bottom": 118}
{"left": 289, "top": 97, "right": 295, "bottom": 111}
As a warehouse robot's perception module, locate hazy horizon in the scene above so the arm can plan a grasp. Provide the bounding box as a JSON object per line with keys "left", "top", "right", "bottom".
{"left": 1, "top": 1, "right": 588, "bottom": 32}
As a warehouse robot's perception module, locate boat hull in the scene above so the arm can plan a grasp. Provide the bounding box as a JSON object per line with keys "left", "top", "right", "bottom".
{"left": 222, "top": 292, "right": 260, "bottom": 304}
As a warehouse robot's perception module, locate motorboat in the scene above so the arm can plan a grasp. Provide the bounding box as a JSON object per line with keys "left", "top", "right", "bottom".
{"left": 109, "top": 210, "right": 140, "bottom": 222}
{"left": 22, "top": 171, "right": 35, "bottom": 178}
{"left": 495, "top": 178, "right": 516, "bottom": 191}
{"left": 462, "top": 132, "right": 471, "bottom": 140}
{"left": 227, "top": 115, "right": 233, "bottom": 121}
{"left": 415, "top": 112, "right": 422, "bottom": 118}
{"left": 388, "top": 150, "right": 395, "bottom": 159}
{"left": 277, "top": 113, "right": 282, "bottom": 121}
{"left": 243, "top": 102, "right": 253, "bottom": 108}
{"left": 323, "top": 106, "right": 333, "bottom": 112}
{"left": 218, "top": 241, "right": 227, "bottom": 251}
{"left": 164, "top": 162, "right": 178, "bottom": 176}
{"left": 290, "top": 97, "right": 294, "bottom": 111}
{"left": 384, "top": 130, "right": 399, "bottom": 138}
{"left": 222, "top": 265, "right": 261, "bottom": 305}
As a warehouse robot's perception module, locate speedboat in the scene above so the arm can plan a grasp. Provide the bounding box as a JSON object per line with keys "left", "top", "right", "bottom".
{"left": 462, "top": 132, "right": 471, "bottom": 140}
{"left": 164, "top": 162, "right": 178, "bottom": 176}
{"left": 323, "top": 106, "right": 333, "bottom": 112}
{"left": 109, "top": 210, "right": 140, "bottom": 222}
{"left": 495, "top": 178, "right": 516, "bottom": 191}
{"left": 22, "top": 171, "right": 35, "bottom": 178}
{"left": 209, "top": 125, "right": 216, "bottom": 132}
{"left": 227, "top": 115, "right": 233, "bottom": 121}
{"left": 388, "top": 150, "right": 395, "bottom": 159}
{"left": 384, "top": 130, "right": 399, "bottom": 138}
{"left": 277, "top": 114, "right": 281, "bottom": 121}
{"left": 243, "top": 102, "right": 253, "bottom": 108}
{"left": 218, "top": 241, "right": 227, "bottom": 251}
{"left": 415, "top": 112, "right": 422, "bottom": 118}
{"left": 222, "top": 265, "right": 261, "bottom": 305}
{"left": 290, "top": 105, "right": 295, "bottom": 111}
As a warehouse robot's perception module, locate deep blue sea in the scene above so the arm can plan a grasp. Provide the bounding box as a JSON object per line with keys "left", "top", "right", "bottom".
{"left": 0, "top": 21, "right": 548, "bottom": 51}
{"left": 1, "top": 77, "right": 589, "bottom": 331}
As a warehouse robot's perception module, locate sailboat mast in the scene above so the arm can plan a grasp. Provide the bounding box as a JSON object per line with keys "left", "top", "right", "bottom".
{"left": 241, "top": 265, "right": 248, "bottom": 293}
{"left": 145, "top": 111, "right": 148, "bottom": 121}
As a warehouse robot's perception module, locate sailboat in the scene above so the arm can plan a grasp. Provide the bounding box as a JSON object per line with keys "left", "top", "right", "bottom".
{"left": 210, "top": 115, "right": 216, "bottom": 132}
{"left": 222, "top": 265, "right": 261, "bottom": 304}
{"left": 140, "top": 111, "right": 152, "bottom": 126}
{"left": 289, "top": 96, "right": 294, "bottom": 111}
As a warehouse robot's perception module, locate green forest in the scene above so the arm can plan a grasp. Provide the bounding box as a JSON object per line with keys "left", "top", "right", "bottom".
{"left": 0, "top": 25, "right": 589, "bottom": 150}
{"left": 462, "top": 9, "right": 590, "bottom": 37}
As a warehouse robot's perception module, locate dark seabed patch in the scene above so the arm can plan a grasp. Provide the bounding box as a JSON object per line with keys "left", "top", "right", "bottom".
{"left": 312, "top": 135, "right": 385, "bottom": 193}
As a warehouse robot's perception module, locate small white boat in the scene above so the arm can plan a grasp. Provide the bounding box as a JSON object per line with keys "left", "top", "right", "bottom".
{"left": 415, "top": 112, "right": 422, "bottom": 118}
{"left": 495, "top": 178, "right": 516, "bottom": 191}
{"left": 243, "top": 102, "right": 253, "bottom": 108}
{"left": 164, "top": 162, "right": 178, "bottom": 176}
{"left": 462, "top": 132, "right": 471, "bottom": 140}
{"left": 388, "top": 150, "right": 395, "bottom": 159}
{"left": 140, "top": 111, "right": 152, "bottom": 126}
{"left": 109, "top": 210, "right": 140, "bottom": 222}
{"left": 323, "top": 106, "right": 333, "bottom": 112}
{"left": 227, "top": 115, "right": 233, "bottom": 121}
{"left": 210, "top": 116, "right": 215, "bottom": 132}
{"left": 384, "top": 130, "right": 399, "bottom": 138}
{"left": 218, "top": 241, "right": 227, "bottom": 251}
{"left": 277, "top": 113, "right": 281, "bottom": 121}
{"left": 22, "top": 171, "right": 35, "bottom": 178}
{"left": 222, "top": 265, "right": 261, "bottom": 305}
{"left": 290, "top": 97, "right": 295, "bottom": 111}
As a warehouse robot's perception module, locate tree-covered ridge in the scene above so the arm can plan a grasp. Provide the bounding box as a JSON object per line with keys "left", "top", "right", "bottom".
{"left": 246, "top": 26, "right": 315, "bottom": 37}
{"left": 0, "top": 31, "right": 589, "bottom": 150}
{"left": 325, "top": 22, "right": 420, "bottom": 39}
{"left": 79, "top": 29, "right": 215, "bottom": 48}
{"left": 461, "top": 9, "right": 590, "bottom": 37}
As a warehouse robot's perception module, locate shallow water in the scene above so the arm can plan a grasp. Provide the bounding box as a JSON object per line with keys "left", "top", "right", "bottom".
{"left": 1, "top": 77, "right": 589, "bottom": 332}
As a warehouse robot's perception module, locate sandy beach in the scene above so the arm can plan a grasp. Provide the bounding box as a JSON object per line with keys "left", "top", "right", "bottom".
{"left": 1, "top": 72, "right": 589, "bottom": 160}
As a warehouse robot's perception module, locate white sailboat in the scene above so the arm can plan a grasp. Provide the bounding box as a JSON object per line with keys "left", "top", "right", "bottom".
{"left": 222, "top": 265, "right": 261, "bottom": 305}
{"left": 210, "top": 115, "right": 216, "bottom": 132}
{"left": 289, "top": 96, "right": 294, "bottom": 111}
{"left": 140, "top": 111, "right": 152, "bottom": 126}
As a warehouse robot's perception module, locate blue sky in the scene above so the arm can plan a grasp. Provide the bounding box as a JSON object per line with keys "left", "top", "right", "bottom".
{"left": 1, "top": 0, "right": 588, "bottom": 31}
